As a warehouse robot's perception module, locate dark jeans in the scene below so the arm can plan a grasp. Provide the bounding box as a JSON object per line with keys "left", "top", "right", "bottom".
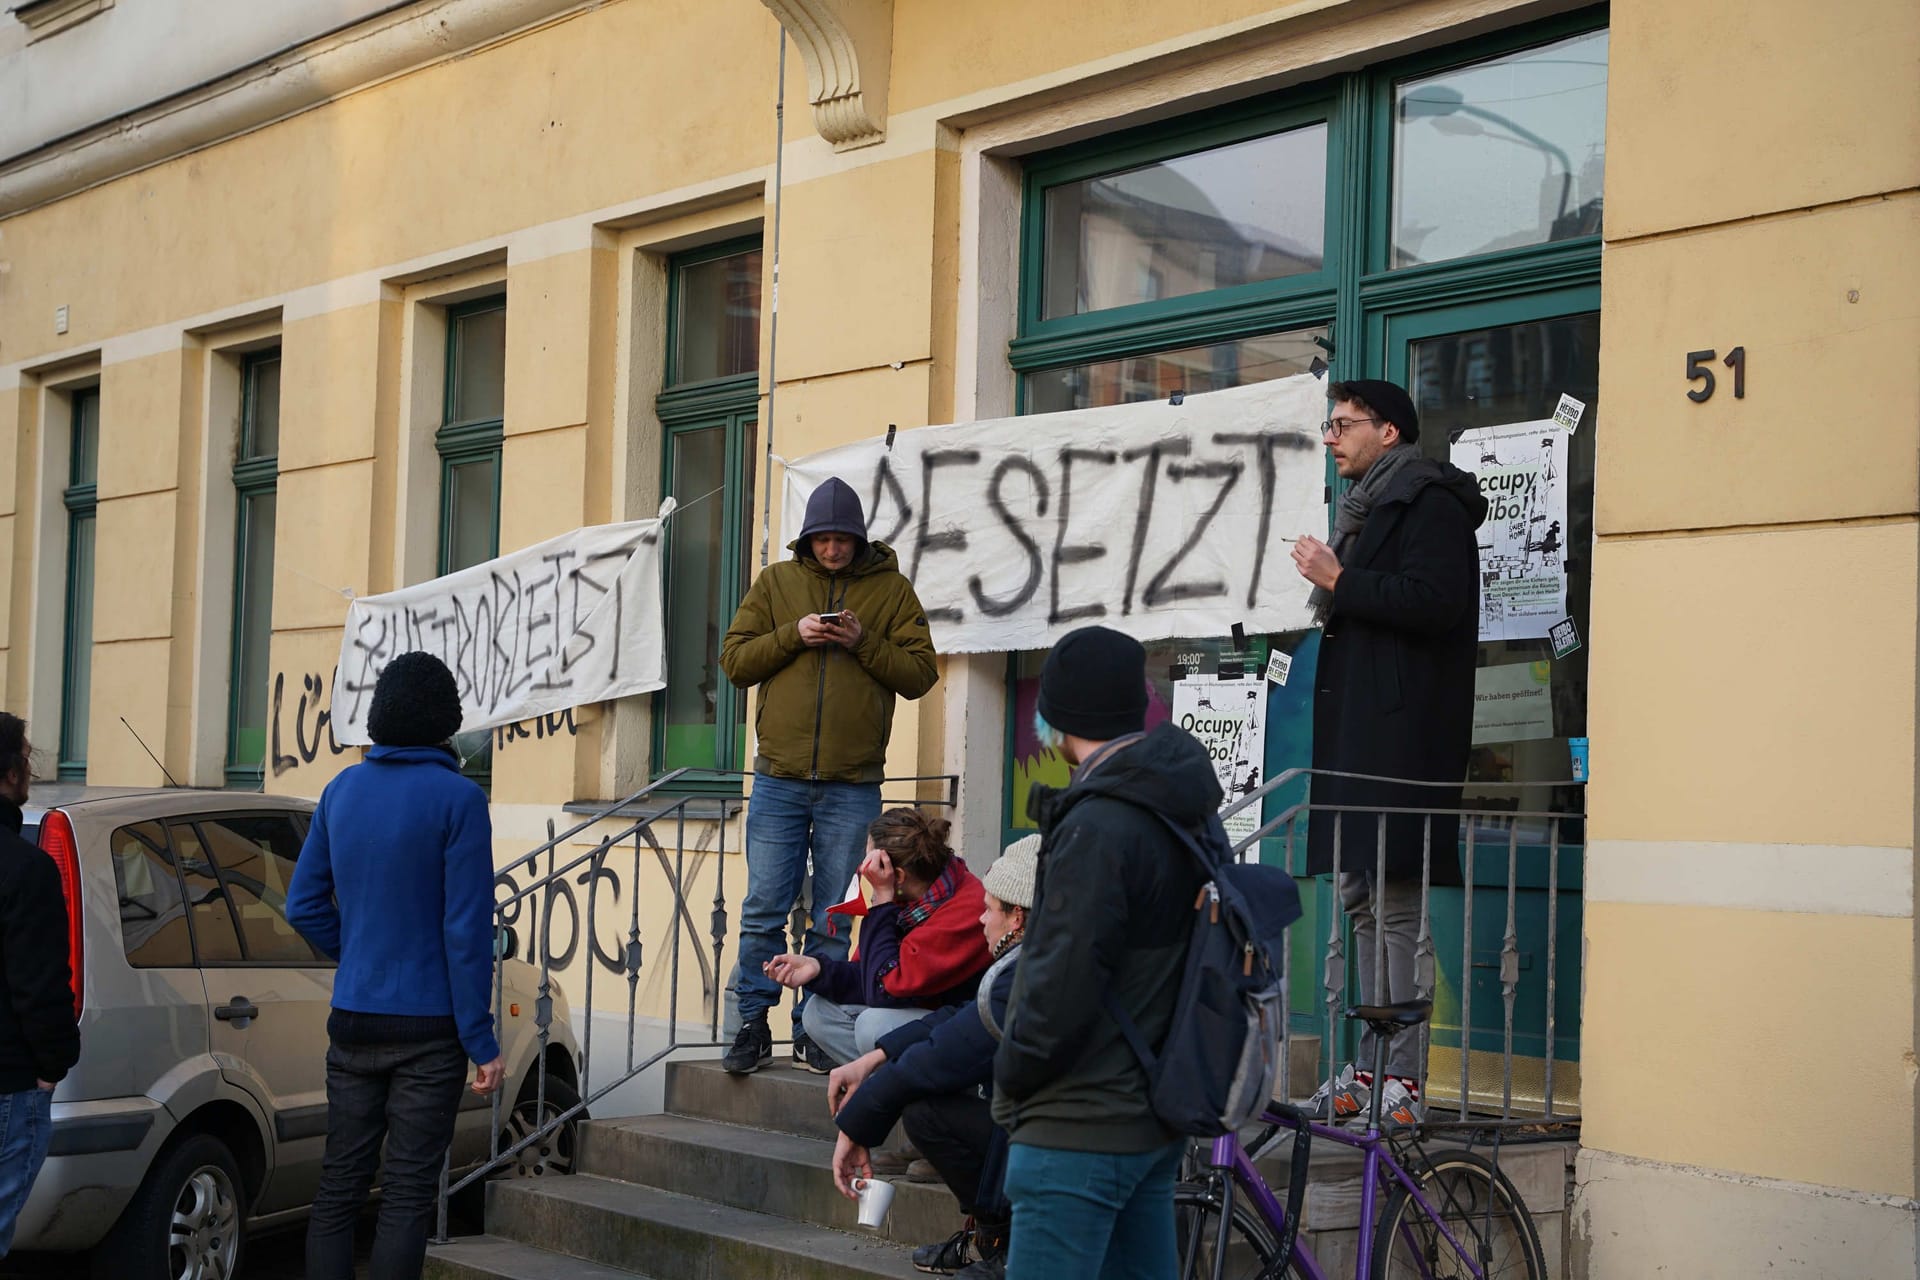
{"left": 0, "top": 1088, "right": 52, "bottom": 1256}
{"left": 902, "top": 1090, "right": 1002, "bottom": 1224}
{"left": 306, "top": 1038, "right": 468, "bottom": 1280}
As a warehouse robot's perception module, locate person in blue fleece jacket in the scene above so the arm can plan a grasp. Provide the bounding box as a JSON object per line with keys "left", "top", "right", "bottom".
{"left": 286, "top": 651, "right": 503, "bottom": 1280}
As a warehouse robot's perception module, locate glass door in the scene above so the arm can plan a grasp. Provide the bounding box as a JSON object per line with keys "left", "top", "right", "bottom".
{"left": 1378, "top": 289, "right": 1596, "bottom": 1115}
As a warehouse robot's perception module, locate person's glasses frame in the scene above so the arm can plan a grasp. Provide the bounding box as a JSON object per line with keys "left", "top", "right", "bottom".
{"left": 1321, "top": 416, "right": 1381, "bottom": 439}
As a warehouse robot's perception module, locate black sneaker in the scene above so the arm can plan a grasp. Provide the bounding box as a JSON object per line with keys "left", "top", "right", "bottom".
{"left": 913, "top": 1225, "right": 979, "bottom": 1275}
{"left": 793, "top": 1030, "right": 840, "bottom": 1075}
{"left": 953, "top": 1256, "right": 1006, "bottom": 1280}
{"left": 722, "top": 1018, "right": 771, "bottom": 1075}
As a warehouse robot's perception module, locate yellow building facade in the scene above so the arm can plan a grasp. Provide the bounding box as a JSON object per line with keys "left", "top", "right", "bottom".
{"left": 2, "top": 0, "right": 1915, "bottom": 1272}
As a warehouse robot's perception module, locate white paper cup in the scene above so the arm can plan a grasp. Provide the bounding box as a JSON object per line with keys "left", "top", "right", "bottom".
{"left": 854, "top": 1176, "right": 895, "bottom": 1228}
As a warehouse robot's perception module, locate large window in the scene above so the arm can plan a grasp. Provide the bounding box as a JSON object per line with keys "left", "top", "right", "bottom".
{"left": 438, "top": 297, "right": 506, "bottom": 576}
{"left": 439, "top": 297, "right": 506, "bottom": 783}
{"left": 1009, "top": 13, "right": 1608, "bottom": 830}
{"left": 227, "top": 351, "right": 281, "bottom": 787}
{"left": 60, "top": 387, "right": 99, "bottom": 780}
{"left": 655, "top": 241, "right": 762, "bottom": 783}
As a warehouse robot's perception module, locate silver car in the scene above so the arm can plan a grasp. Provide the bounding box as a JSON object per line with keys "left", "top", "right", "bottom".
{"left": 12, "top": 786, "right": 579, "bottom": 1279}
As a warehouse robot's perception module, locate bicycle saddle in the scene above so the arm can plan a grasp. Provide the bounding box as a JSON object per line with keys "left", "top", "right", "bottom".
{"left": 1345, "top": 999, "right": 1432, "bottom": 1034}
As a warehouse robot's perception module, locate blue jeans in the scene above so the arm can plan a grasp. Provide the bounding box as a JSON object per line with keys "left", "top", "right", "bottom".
{"left": 0, "top": 1088, "right": 52, "bottom": 1256}
{"left": 735, "top": 774, "right": 880, "bottom": 1029}
{"left": 1003, "top": 1139, "right": 1186, "bottom": 1280}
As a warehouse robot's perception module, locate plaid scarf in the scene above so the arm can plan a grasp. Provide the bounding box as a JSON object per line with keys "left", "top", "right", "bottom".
{"left": 898, "top": 858, "right": 964, "bottom": 931}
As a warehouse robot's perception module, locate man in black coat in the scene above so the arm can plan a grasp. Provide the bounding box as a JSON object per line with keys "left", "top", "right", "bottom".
{"left": 1291, "top": 379, "right": 1486, "bottom": 1126}
{"left": 990, "top": 626, "right": 1212, "bottom": 1280}
{"left": 0, "top": 714, "right": 81, "bottom": 1255}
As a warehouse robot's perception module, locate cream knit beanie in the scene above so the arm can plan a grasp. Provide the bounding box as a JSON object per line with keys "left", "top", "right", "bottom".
{"left": 982, "top": 834, "right": 1041, "bottom": 910}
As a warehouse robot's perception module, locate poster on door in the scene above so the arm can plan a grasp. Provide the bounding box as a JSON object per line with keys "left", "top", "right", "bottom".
{"left": 1171, "top": 676, "right": 1268, "bottom": 848}
{"left": 1451, "top": 421, "right": 1569, "bottom": 642}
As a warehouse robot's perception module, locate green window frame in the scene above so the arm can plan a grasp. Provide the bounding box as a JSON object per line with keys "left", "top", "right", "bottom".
{"left": 652, "top": 238, "right": 763, "bottom": 788}
{"left": 438, "top": 296, "right": 507, "bottom": 786}
{"left": 226, "top": 351, "right": 281, "bottom": 787}
{"left": 59, "top": 387, "right": 100, "bottom": 781}
{"left": 1006, "top": 7, "right": 1608, "bottom": 840}
{"left": 437, "top": 295, "right": 507, "bottom": 577}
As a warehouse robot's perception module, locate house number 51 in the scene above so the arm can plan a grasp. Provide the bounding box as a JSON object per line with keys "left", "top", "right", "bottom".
{"left": 1686, "top": 347, "right": 1746, "bottom": 402}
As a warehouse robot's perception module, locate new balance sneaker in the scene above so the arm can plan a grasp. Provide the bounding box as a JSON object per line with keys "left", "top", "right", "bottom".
{"left": 793, "top": 1030, "right": 840, "bottom": 1075}
{"left": 721, "top": 1017, "right": 772, "bottom": 1075}
{"left": 1304, "top": 1064, "right": 1370, "bottom": 1121}
{"left": 1378, "top": 1077, "right": 1425, "bottom": 1129}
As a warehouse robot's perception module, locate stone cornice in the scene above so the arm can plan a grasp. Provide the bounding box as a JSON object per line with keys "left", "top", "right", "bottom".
{"left": 0, "top": 0, "right": 599, "bottom": 218}
{"left": 759, "top": 0, "right": 892, "bottom": 152}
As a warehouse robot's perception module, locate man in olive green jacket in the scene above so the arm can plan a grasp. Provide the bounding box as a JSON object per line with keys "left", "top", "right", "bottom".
{"left": 718, "top": 476, "right": 938, "bottom": 1074}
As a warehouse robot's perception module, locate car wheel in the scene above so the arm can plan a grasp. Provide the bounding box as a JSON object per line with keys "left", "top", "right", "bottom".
{"left": 93, "top": 1132, "right": 245, "bottom": 1280}
{"left": 497, "top": 1076, "right": 580, "bottom": 1179}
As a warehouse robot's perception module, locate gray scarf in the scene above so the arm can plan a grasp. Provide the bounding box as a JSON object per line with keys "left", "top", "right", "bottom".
{"left": 1310, "top": 442, "right": 1422, "bottom": 625}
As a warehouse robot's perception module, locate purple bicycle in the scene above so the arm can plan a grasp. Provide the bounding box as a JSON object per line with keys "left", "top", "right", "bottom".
{"left": 1174, "top": 1000, "right": 1545, "bottom": 1280}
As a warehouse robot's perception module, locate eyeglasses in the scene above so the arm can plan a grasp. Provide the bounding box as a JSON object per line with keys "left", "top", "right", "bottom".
{"left": 1321, "top": 416, "right": 1380, "bottom": 439}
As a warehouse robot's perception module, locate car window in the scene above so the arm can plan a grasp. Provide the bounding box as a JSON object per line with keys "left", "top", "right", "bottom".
{"left": 198, "top": 815, "right": 329, "bottom": 966}
{"left": 111, "top": 821, "right": 196, "bottom": 968}
{"left": 166, "top": 822, "right": 245, "bottom": 965}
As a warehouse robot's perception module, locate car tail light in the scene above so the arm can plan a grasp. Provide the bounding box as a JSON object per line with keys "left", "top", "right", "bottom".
{"left": 35, "top": 811, "right": 84, "bottom": 1019}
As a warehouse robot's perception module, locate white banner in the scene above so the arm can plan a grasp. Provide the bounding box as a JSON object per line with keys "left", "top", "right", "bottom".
{"left": 1451, "top": 421, "right": 1569, "bottom": 642}
{"left": 780, "top": 377, "right": 1327, "bottom": 654}
{"left": 330, "top": 516, "right": 669, "bottom": 745}
{"left": 1170, "top": 676, "right": 1269, "bottom": 846}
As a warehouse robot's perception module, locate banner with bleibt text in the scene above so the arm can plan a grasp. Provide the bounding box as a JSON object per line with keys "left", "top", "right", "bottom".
{"left": 780, "top": 377, "right": 1327, "bottom": 654}
{"left": 330, "top": 516, "right": 669, "bottom": 745}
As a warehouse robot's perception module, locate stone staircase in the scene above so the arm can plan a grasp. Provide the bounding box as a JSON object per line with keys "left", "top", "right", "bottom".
{"left": 425, "top": 1054, "right": 1575, "bottom": 1280}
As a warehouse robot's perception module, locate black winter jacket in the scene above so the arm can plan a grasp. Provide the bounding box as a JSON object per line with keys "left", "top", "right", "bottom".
{"left": 0, "top": 800, "right": 80, "bottom": 1092}
{"left": 1307, "top": 459, "right": 1487, "bottom": 884}
{"left": 991, "top": 725, "right": 1215, "bottom": 1153}
{"left": 834, "top": 943, "right": 1019, "bottom": 1151}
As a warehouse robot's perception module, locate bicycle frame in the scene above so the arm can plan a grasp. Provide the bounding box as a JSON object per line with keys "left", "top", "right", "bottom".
{"left": 1197, "top": 1107, "right": 1491, "bottom": 1280}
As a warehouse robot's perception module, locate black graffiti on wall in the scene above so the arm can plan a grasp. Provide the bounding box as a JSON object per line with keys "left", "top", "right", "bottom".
{"left": 494, "top": 709, "right": 579, "bottom": 750}
{"left": 271, "top": 669, "right": 353, "bottom": 776}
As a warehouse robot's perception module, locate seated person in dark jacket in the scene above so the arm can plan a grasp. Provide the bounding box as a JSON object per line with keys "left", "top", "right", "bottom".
{"left": 824, "top": 836, "right": 1038, "bottom": 1280}
{"left": 764, "top": 807, "right": 992, "bottom": 1072}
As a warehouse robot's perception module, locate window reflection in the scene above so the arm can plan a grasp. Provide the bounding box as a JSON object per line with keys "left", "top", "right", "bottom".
{"left": 1025, "top": 326, "right": 1329, "bottom": 414}
{"left": 1042, "top": 124, "right": 1327, "bottom": 319}
{"left": 1392, "top": 29, "right": 1608, "bottom": 267}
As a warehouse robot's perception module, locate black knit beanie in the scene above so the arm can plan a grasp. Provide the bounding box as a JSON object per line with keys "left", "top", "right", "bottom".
{"left": 366, "top": 652, "right": 464, "bottom": 747}
{"left": 1037, "top": 626, "right": 1148, "bottom": 741}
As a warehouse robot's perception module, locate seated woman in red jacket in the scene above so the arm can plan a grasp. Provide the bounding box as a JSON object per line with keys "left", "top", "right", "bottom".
{"left": 764, "top": 807, "right": 991, "bottom": 1073}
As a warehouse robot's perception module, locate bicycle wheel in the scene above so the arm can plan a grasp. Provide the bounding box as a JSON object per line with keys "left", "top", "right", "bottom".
{"left": 1369, "top": 1149, "right": 1546, "bottom": 1280}
{"left": 1174, "top": 1181, "right": 1305, "bottom": 1280}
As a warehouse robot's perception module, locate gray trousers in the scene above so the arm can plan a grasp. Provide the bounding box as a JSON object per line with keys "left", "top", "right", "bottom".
{"left": 1340, "top": 872, "right": 1427, "bottom": 1082}
{"left": 803, "top": 997, "right": 931, "bottom": 1069}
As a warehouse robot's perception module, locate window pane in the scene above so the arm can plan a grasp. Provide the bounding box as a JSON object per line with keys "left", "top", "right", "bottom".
{"left": 662, "top": 425, "right": 729, "bottom": 770}
{"left": 229, "top": 491, "right": 277, "bottom": 774}
{"left": 1024, "top": 325, "right": 1329, "bottom": 414}
{"left": 1042, "top": 124, "right": 1327, "bottom": 320}
{"left": 244, "top": 354, "right": 282, "bottom": 459}
{"left": 70, "top": 389, "right": 99, "bottom": 486}
{"left": 61, "top": 511, "right": 95, "bottom": 770}
{"left": 444, "top": 455, "right": 499, "bottom": 573}
{"left": 1408, "top": 310, "right": 1599, "bottom": 807}
{"left": 452, "top": 303, "right": 507, "bottom": 424}
{"left": 1392, "top": 29, "right": 1608, "bottom": 268}
{"left": 168, "top": 823, "right": 245, "bottom": 964}
{"left": 674, "top": 249, "right": 763, "bottom": 384}
{"left": 112, "top": 822, "right": 195, "bottom": 967}
{"left": 201, "top": 816, "right": 328, "bottom": 964}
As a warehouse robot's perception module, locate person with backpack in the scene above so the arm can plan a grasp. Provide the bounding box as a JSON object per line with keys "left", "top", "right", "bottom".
{"left": 990, "top": 626, "right": 1215, "bottom": 1280}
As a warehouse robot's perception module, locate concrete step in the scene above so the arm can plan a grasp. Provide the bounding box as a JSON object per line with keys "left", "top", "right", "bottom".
{"left": 580, "top": 1113, "right": 965, "bottom": 1244}
{"left": 483, "top": 1173, "right": 919, "bottom": 1279}
{"left": 664, "top": 1058, "right": 841, "bottom": 1142}
{"left": 425, "top": 1235, "right": 653, "bottom": 1280}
